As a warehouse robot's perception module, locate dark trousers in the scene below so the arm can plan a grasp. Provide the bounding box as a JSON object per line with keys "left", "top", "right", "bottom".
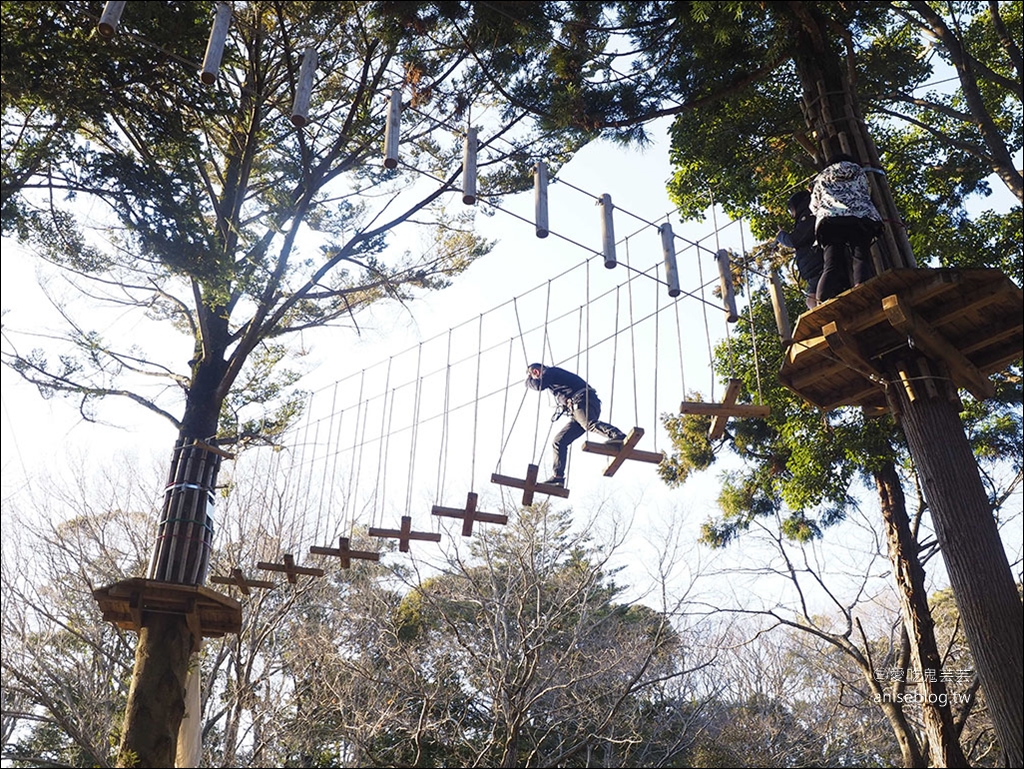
{"left": 816, "top": 216, "right": 879, "bottom": 302}
{"left": 552, "top": 393, "right": 623, "bottom": 478}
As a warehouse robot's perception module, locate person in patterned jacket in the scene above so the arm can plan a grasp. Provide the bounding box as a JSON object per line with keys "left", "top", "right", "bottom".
{"left": 810, "top": 153, "right": 884, "bottom": 303}
{"left": 526, "top": 363, "right": 626, "bottom": 486}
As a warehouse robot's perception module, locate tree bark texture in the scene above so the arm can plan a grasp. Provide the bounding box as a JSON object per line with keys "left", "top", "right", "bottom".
{"left": 875, "top": 461, "right": 970, "bottom": 768}
{"left": 888, "top": 359, "right": 1024, "bottom": 767}
{"left": 116, "top": 613, "right": 195, "bottom": 768}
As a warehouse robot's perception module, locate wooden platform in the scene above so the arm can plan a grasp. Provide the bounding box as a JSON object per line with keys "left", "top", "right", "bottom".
{"left": 93, "top": 578, "right": 242, "bottom": 641}
{"left": 779, "top": 269, "right": 1022, "bottom": 411}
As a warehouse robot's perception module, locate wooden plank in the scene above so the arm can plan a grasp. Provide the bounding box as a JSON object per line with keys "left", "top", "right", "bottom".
{"left": 432, "top": 491, "right": 508, "bottom": 537}
{"left": 882, "top": 294, "right": 995, "bottom": 400}
{"left": 602, "top": 428, "right": 645, "bottom": 477}
{"left": 785, "top": 333, "right": 832, "bottom": 368}
{"left": 369, "top": 515, "right": 442, "bottom": 553}
{"left": 822, "top": 321, "right": 886, "bottom": 383}
{"left": 677, "top": 402, "right": 772, "bottom": 417}
{"left": 793, "top": 270, "right": 963, "bottom": 344}
{"left": 257, "top": 554, "right": 325, "bottom": 583}
{"left": 209, "top": 567, "right": 274, "bottom": 595}
{"left": 580, "top": 442, "right": 663, "bottom": 463}
{"left": 309, "top": 537, "right": 380, "bottom": 568}
{"left": 960, "top": 322, "right": 1022, "bottom": 357}
{"left": 490, "top": 463, "right": 570, "bottom": 504}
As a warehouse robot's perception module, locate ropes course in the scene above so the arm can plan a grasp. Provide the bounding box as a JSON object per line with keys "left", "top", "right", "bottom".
{"left": 213, "top": 185, "right": 774, "bottom": 588}
{"left": 85, "top": 2, "right": 778, "bottom": 592}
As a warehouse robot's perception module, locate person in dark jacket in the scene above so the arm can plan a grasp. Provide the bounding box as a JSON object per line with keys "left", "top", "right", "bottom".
{"left": 526, "top": 363, "right": 626, "bottom": 486}
{"left": 777, "top": 189, "right": 823, "bottom": 309}
{"left": 810, "top": 153, "right": 884, "bottom": 303}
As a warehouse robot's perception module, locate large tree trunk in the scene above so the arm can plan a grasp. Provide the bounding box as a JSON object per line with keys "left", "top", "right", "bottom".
{"left": 116, "top": 614, "right": 195, "bottom": 767}
{"left": 787, "top": 9, "right": 1022, "bottom": 758}
{"left": 115, "top": 434, "right": 222, "bottom": 767}
{"left": 887, "top": 358, "right": 1024, "bottom": 767}
{"left": 875, "top": 460, "right": 970, "bottom": 767}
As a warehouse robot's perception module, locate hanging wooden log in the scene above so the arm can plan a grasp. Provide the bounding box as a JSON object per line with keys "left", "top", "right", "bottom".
{"left": 580, "top": 427, "right": 663, "bottom": 477}
{"left": 491, "top": 463, "right": 570, "bottom": 505}
{"left": 716, "top": 248, "right": 738, "bottom": 322}
{"left": 432, "top": 491, "right": 507, "bottom": 537}
{"left": 309, "top": 536, "right": 380, "bottom": 568}
{"left": 660, "top": 223, "right": 680, "bottom": 297}
{"left": 600, "top": 193, "right": 616, "bottom": 269}
{"left": 769, "top": 269, "right": 792, "bottom": 344}
{"left": 97, "top": 0, "right": 126, "bottom": 39}
{"left": 383, "top": 89, "right": 402, "bottom": 169}
{"left": 534, "top": 161, "right": 550, "bottom": 238}
{"left": 290, "top": 47, "right": 317, "bottom": 128}
{"left": 369, "top": 515, "right": 442, "bottom": 553}
{"left": 462, "top": 127, "right": 478, "bottom": 205}
{"left": 209, "top": 567, "right": 275, "bottom": 596}
{"left": 679, "top": 378, "right": 771, "bottom": 441}
{"left": 257, "top": 554, "right": 324, "bottom": 583}
{"left": 200, "top": 3, "right": 232, "bottom": 85}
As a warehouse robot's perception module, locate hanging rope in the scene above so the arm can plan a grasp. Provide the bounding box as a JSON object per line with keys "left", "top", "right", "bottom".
{"left": 533, "top": 281, "right": 553, "bottom": 460}
{"left": 625, "top": 237, "right": 640, "bottom": 427}
{"left": 471, "top": 314, "right": 483, "bottom": 489}
{"left": 406, "top": 343, "right": 424, "bottom": 514}
{"left": 371, "top": 360, "right": 393, "bottom": 525}
{"left": 739, "top": 223, "right": 764, "bottom": 403}
{"left": 435, "top": 330, "right": 453, "bottom": 502}
{"left": 653, "top": 258, "right": 662, "bottom": 451}
{"left": 315, "top": 382, "right": 341, "bottom": 545}
{"left": 609, "top": 285, "right": 621, "bottom": 421}
{"left": 348, "top": 374, "right": 368, "bottom": 536}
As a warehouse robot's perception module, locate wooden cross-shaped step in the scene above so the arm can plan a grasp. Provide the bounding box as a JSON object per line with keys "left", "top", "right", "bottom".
{"left": 209, "top": 567, "right": 275, "bottom": 596}
{"left": 256, "top": 553, "right": 325, "bottom": 584}
{"left": 368, "top": 515, "right": 442, "bottom": 553}
{"left": 491, "top": 463, "right": 570, "bottom": 505}
{"left": 432, "top": 491, "right": 508, "bottom": 537}
{"left": 679, "top": 378, "right": 771, "bottom": 440}
{"left": 581, "top": 427, "right": 663, "bottom": 477}
{"left": 309, "top": 537, "right": 380, "bottom": 568}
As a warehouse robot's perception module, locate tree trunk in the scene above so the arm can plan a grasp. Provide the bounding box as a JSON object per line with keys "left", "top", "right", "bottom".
{"left": 119, "top": 357, "right": 228, "bottom": 767}
{"left": 887, "top": 357, "right": 1024, "bottom": 767}
{"left": 787, "top": 1, "right": 916, "bottom": 272}
{"left": 875, "top": 460, "right": 970, "bottom": 767}
{"left": 116, "top": 613, "right": 195, "bottom": 767}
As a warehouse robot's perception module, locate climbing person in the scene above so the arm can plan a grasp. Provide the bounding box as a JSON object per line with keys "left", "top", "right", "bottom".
{"left": 526, "top": 363, "right": 626, "bottom": 487}
{"left": 810, "top": 152, "right": 884, "bottom": 303}
{"left": 776, "top": 189, "right": 823, "bottom": 309}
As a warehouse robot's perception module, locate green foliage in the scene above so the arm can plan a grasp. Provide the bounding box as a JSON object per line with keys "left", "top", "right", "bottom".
{"left": 2, "top": 1, "right": 597, "bottom": 443}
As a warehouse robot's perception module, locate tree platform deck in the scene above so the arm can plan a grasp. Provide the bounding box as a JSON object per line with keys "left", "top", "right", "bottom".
{"left": 93, "top": 577, "right": 242, "bottom": 640}
{"left": 779, "top": 268, "right": 1022, "bottom": 412}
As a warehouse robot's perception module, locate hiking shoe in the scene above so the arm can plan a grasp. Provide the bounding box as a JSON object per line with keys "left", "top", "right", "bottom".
{"left": 542, "top": 476, "right": 565, "bottom": 487}
{"left": 604, "top": 438, "right": 624, "bottom": 449}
